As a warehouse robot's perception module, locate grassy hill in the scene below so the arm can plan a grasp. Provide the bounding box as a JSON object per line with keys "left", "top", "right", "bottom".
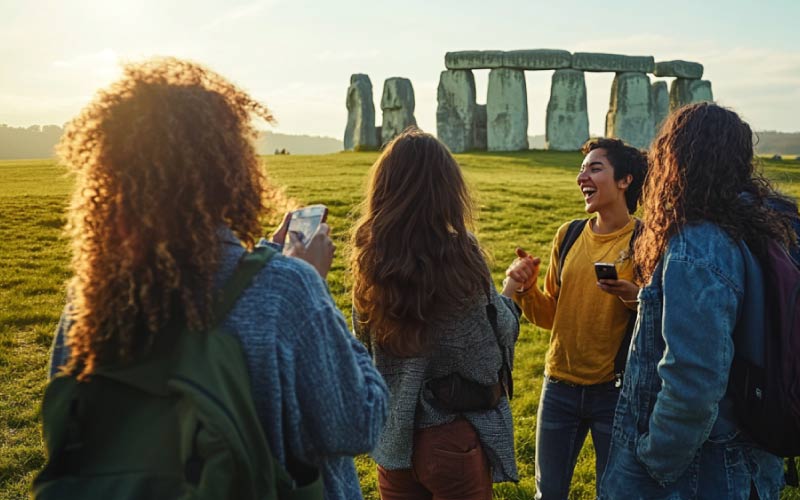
{"left": 1, "top": 152, "right": 799, "bottom": 499}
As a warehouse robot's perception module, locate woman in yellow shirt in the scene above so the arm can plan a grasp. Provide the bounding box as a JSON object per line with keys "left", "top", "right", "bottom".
{"left": 503, "top": 138, "right": 647, "bottom": 500}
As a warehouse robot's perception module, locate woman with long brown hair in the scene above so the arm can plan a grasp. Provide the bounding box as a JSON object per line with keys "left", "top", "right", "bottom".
{"left": 47, "top": 57, "right": 387, "bottom": 500}
{"left": 599, "top": 103, "right": 790, "bottom": 498}
{"left": 351, "top": 129, "right": 521, "bottom": 500}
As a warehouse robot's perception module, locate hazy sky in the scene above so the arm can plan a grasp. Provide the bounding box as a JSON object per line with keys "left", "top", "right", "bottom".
{"left": 1, "top": 0, "right": 798, "bottom": 139}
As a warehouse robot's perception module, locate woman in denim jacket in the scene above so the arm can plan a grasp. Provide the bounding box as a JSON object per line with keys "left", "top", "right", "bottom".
{"left": 599, "top": 103, "right": 792, "bottom": 499}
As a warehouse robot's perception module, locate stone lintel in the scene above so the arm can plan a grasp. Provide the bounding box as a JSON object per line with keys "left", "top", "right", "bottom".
{"left": 654, "top": 60, "right": 704, "bottom": 79}
{"left": 445, "top": 51, "right": 505, "bottom": 70}
{"left": 572, "top": 52, "right": 655, "bottom": 73}
{"left": 502, "top": 49, "right": 572, "bottom": 70}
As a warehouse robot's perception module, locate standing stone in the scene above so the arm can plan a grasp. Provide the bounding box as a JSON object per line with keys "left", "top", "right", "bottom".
{"left": 545, "top": 69, "right": 589, "bottom": 151}
{"left": 437, "top": 70, "right": 477, "bottom": 153}
{"left": 652, "top": 81, "right": 669, "bottom": 130}
{"left": 669, "top": 78, "right": 714, "bottom": 112}
{"left": 381, "top": 77, "right": 417, "bottom": 145}
{"left": 690, "top": 80, "right": 713, "bottom": 103}
{"left": 487, "top": 68, "right": 528, "bottom": 151}
{"left": 344, "top": 74, "right": 377, "bottom": 151}
{"left": 606, "top": 72, "right": 655, "bottom": 149}
{"left": 474, "top": 104, "right": 487, "bottom": 151}
{"left": 669, "top": 78, "right": 692, "bottom": 112}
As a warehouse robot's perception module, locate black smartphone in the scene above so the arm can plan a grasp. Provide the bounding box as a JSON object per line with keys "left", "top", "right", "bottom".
{"left": 287, "top": 204, "right": 328, "bottom": 246}
{"left": 594, "top": 262, "right": 618, "bottom": 281}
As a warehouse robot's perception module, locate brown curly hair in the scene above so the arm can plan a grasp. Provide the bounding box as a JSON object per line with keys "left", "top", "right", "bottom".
{"left": 350, "top": 129, "right": 492, "bottom": 357}
{"left": 59, "top": 57, "right": 275, "bottom": 379}
{"left": 635, "top": 102, "right": 796, "bottom": 283}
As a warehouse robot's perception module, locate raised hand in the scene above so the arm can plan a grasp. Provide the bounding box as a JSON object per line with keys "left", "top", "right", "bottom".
{"left": 505, "top": 247, "right": 541, "bottom": 293}
{"left": 283, "top": 222, "right": 336, "bottom": 279}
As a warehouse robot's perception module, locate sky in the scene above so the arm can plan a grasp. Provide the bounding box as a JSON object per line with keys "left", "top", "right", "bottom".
{"left": 1, "top": 0, "right": 798, "bottom": 140}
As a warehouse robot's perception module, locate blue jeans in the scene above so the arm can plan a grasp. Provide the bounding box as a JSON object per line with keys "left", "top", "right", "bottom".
{"left": 535, "top": 376, "right": 620, "bottom": 500}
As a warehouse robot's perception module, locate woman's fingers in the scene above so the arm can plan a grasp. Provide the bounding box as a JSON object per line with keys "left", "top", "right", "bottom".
{"left": 271, "top": 212, "right": 293, "bottom": 245}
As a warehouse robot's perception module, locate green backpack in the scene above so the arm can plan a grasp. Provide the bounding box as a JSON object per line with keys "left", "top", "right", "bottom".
{"left": 33, "top": 246, "right": 323, "bottom": 500}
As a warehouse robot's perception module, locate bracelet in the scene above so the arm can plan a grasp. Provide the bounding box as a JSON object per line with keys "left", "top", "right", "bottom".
{"left": 619, "top": 296, "right": 639, "bottom": 304}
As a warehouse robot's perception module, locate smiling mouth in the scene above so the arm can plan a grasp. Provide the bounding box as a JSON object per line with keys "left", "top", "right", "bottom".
{"left": 582, "top": 187, "right": 597, "bottom": 200}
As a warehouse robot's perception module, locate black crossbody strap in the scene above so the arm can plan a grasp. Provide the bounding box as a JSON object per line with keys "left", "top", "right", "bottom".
{"left": 484, "top": 287, "right": 514, "bottom": 400}
{"left": 557, "top": 219, "right": 588, "bottom": 287}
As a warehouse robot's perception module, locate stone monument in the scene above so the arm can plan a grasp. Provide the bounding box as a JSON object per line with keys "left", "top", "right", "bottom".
{"left": 343, "top": 74, "right": 377, "bottom": 151}
{"left": 381, "top": 77, "right": 417, "bottom": 145}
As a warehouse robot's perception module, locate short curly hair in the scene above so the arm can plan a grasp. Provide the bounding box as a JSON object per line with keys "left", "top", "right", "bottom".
{"left": 59, "top": 57, "right": 275, "bottom": 379}
{"left": 581, "top": 138, "right": 648, "bottom": 214}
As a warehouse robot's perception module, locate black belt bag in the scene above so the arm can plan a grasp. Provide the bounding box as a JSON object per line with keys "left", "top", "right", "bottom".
{"left": 425, "top": 291, "right": 513, "bottom": 412}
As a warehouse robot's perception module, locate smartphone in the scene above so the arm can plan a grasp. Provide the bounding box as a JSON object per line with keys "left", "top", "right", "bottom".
{"left": 594, "top": 262, "right": 618, "bottom": 281}
{"left": 287, "top": 204, "right": 328, "bottom": 246}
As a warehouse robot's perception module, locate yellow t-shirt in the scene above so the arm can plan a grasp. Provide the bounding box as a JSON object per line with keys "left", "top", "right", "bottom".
{"left": 514, "top": 218, "right": 637, "bottom": 385}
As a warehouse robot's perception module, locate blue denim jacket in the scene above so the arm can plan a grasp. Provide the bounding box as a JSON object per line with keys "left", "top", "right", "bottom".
{"left": 600, "top": 222, "right": 784, "bottom": 499}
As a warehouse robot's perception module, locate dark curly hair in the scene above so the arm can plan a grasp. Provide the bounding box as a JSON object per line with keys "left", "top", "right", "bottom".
{"left": 581, "top": 137, "right": 648, "bottom": 214}
{"left": 59, "top": 57, "right": 276, "bottom": 379}
{"left": 635, "top": 102, "right": 796, "bottom": 283}
{"left": 350, "top": 128, "right": 492, "bottom": 357}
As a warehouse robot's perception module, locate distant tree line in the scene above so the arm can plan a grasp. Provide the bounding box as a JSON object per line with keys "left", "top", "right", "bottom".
{"left": 0, "top": 124, "right": 64, "bottom": 159}
{"left": 753, "top": 131, "right": 800, "bottom": 155}
{"left": 1, "top": 124, "right": 798, "bottom": 159}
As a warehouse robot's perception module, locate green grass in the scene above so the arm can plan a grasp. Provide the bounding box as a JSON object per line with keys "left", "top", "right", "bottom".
{"left": 1, "top": 152, "right": 799, "bottom": 499}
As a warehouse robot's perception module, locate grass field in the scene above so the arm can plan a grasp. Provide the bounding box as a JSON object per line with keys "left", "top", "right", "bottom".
{"left": 1, "top": 152, "right": 799, "bottom": 499}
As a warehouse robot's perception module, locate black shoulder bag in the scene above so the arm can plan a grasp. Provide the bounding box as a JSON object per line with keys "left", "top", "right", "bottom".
{"left": 424, "top": 289, "right": 514, "bottom": 412}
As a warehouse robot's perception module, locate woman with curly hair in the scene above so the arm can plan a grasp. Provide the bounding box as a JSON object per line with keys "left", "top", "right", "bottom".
{"left": 351, "top": 129, "right": 521, "bottom": 500}
{"left": 48, "top": 57, "right": 387, "bottom": 500}
{"left": 599, "top": 103, "right": 790, "bottom": 499}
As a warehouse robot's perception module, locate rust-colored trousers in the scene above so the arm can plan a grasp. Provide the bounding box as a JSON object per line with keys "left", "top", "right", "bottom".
{"left": 377, "top": 418, "right": 492, "bottom": 500}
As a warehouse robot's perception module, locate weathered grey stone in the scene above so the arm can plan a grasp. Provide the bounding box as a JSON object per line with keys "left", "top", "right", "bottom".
{"left": 344, "top": 74, "right": 377, "bottom": 151}
{"left": 652, "top": 81, "right": 669, "bottom": 129}
{"left": 502, "top": 49, "right": 572, "bottom": 70}
{"left": 654, "top": 60, "right": 703, "bottom": 79}
{"left": 474, "top": 104, "right": 487, "bottom": 151}
{"left": 690, "top": 80, "right": 713, "bottom": 103}
{"left": 669, "top": 78, "right": 714, "bottom": 112}
{"left": 545, "top": 69, "right": 589, "bottom": 151}
{"left": 445, "top": 51, "right": 505, "bottom": 70}
{"left": 381, "top": 77, "right": 417, "bottom": 145}
{"left": 487, "top": 69, "right": 528, "bottom": 151}
{"left": 606, "top": 72, "right": 655, "bottom": 149}
{"left": 669, "top": 78, "right": 692, "bottom": 112}
{"left": 436, "top": 70, "right": 477, "bottom": 153}
{"left": 573, "top": 52, "right": 655, "bottom": 73}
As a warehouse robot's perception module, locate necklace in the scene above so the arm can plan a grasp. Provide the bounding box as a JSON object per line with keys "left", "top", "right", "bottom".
{"left": 583, "top": 219, "right": 632, "bottom": 264}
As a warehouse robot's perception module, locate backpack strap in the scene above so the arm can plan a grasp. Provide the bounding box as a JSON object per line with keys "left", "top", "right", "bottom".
{"left": 557, "top": 219, "right": 589, "bottom": 287}
{"left": 613, "top": 218, "right": 642, "bottom": 387}
{"left": 211, "top": 246, "right": 278, "bottom": 325}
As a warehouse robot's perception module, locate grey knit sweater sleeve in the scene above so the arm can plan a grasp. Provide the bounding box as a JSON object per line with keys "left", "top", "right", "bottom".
{"left": 50, "top": 232, "right": 389, "bottom": 500}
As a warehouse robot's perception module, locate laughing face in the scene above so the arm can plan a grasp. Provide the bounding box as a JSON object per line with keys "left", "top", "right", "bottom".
{"left": 577, "top": 148, "right": 630, "bottom": 214}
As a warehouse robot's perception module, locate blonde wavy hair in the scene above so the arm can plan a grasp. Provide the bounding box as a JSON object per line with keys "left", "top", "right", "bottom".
{"left": 59, "top": 57, "right": 275, "bottom": 379}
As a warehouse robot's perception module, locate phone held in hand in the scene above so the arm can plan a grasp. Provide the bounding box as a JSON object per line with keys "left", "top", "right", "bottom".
{"left": 594, "top": 262, "right": 618, "bottom": 281}
{"left": 287, "top": 204, "right": 328, "bottom": 246}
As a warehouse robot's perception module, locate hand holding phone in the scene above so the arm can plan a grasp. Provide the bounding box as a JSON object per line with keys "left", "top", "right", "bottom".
{"left": 594, "top": 262, "right": 618, "bottom": 281}
{"left": 287, "top": 204, "right": 328, "bottom": 247}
